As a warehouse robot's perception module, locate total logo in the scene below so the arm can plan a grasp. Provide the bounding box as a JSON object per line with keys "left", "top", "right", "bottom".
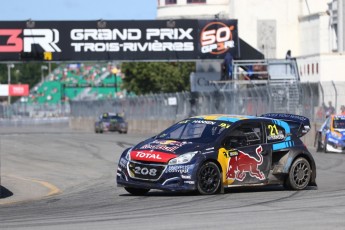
{"left": 0, "top": 29, "right": 61, "bottom": 52}
{"left": 200, "top": 22, "right": 235, "bottom": 55}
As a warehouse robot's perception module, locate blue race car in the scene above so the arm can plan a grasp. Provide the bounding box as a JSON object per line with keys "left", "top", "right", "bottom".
{"left": 117, "top": 113, "right": 317, "bottom": 195}
{"left": 316, "top": 114, "right": 345, "bottom": 153}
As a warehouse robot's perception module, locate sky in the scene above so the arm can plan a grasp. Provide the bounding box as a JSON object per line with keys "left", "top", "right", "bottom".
{"left": 1, "top": 0, "right": 157, "bottom": 21}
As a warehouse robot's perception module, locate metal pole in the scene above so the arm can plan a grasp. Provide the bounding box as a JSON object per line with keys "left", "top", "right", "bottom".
{"left": 7, "top": 64, "right": 13, "bottom": 105}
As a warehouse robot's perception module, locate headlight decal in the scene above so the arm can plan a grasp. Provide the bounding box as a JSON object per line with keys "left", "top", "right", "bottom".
{"left": 168, "top": 151, "right": 198, "bottom": 165}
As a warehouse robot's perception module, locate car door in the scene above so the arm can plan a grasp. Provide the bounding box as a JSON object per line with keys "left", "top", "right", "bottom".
{"left": 221, "top": 121, "right": 271, "bottom": 185}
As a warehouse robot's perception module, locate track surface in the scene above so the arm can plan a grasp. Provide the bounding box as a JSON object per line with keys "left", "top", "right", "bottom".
{"left": 1, "top": 126, "right": 345, "bottom": 229}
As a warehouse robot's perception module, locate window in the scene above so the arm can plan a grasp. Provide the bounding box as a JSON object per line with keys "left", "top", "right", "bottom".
{"left": 224, "top": 123, "right": 263, "bottom": 148}
{"left": 187, "top": 0, "right": 206, "bottom": 3}
{"left": 265, "top": 123, "right": 285, "bottom": 143}
{"left": 165, "top": 0, "right": 177, "bottom": 4}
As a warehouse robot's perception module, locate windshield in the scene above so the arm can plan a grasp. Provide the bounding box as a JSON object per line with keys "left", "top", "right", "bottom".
{"left": 156, "top": 119, "right": 232, "bottom": 142}
{"left": 102, "top": 116, "right": 124, "bottom": 122}
{"left": 333, "top": 118, "right": 345, "bottom": 129}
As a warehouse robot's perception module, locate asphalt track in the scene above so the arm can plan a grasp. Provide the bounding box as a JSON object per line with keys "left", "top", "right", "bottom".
{"left": 1, "top": 125, "right": 345, "bottom": 230}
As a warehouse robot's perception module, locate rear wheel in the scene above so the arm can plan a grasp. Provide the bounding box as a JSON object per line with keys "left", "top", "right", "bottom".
{"left": 284, "top": 157, "right": 311, "bottom": 190}
{"left": 124, "top": 187, "right": 150, "bottom": 195}
{"left": 196, "top": 162, "right": 221, "bottom": 195}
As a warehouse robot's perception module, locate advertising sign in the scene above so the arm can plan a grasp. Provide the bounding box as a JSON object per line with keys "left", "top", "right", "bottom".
{"left": 0, "top": 20, "right": 239, "bottom": 61}
{"left": 0, "top": 84, "right": 29, "bottom": 96}
{"left": 9, "top": 84, "right": 29, "bottom": 96}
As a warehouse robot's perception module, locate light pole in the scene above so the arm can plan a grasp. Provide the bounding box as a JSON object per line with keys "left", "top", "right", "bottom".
{"left": 41, "top": 65, "right": 48, "bottom": 82}
{"left": 7, "top": 63, "right": 14, "bottom": 105}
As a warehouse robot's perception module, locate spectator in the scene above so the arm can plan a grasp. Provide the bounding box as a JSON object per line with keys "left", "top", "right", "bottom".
{"left": 221, "top": 51, "right": 233, "bottom": 80}
{"left": 340, "top": 105, "right": 345, "bottom": 115}
{"left": 324, "top": 101, "right": 335, "bottom": 118}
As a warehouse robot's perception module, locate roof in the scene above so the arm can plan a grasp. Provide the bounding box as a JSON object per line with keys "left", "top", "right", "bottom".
{"left": 333, "top": 115, "right": 345, "bottom": 119}
{"left": 191, "top": 114, "right": 257, "bottom": 123}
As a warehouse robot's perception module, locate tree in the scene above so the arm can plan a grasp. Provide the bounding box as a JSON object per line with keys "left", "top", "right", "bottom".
{"left": 121, "top": 62, "right": 195, "bottom": 95}
{"left": 0, "top": 62, "right": 57, "bottom": 86}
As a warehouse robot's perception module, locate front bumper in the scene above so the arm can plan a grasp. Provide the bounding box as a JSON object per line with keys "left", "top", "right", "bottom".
{"left": 327, "top": 137, "right": 345, "bottom": 152}
{"left": 116, "top": 158, "right": 197, "bottom": 192}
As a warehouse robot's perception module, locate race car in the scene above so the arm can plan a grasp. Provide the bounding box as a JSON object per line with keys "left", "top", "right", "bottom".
{"left": 117, "top": 114, "right": 317, "bottom": 195}
{"left": 315, "top": 114, "right": 345, "bottom": 153}
{"left": 95, "top": 112, "right": 128, "bottom": 134}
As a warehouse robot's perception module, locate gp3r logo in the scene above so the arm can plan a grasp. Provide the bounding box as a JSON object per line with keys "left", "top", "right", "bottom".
{"left": 0, "top": 29, "right": 61, "bottom": 52}
{"left": 200, "top": 22, "right": 235, "bottom": 55}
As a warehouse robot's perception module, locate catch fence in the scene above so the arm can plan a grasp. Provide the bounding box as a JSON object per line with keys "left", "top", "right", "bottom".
{"left": 68, "top": 81, "right": 344, "bottom": 123}
{"left": 1, "top": 81, "right": 343, "bottom": 124}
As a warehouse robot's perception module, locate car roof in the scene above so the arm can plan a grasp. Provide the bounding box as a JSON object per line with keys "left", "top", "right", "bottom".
{"left": 332, "top": 115, "right": 345, "bottom": 120}
{"left": 191, "top": 114, "right": 259, "bottom": 123}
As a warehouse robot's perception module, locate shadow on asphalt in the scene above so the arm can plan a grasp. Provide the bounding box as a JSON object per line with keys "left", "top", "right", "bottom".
{"left": 0, "top": 186, "right": 13, "bottom": 199}
{"left": 119, "top": 185, "right": 318, "bottom": 197}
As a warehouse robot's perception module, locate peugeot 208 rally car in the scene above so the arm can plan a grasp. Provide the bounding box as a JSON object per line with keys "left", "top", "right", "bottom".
{"left": 117, "top": 114, "right": 317, "bottom": 195}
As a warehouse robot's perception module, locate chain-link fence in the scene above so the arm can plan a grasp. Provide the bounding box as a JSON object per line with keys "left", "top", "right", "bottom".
{"left": 68, "top": 81, "right": 343, "bottom": 123}
{"left": 1, "top": 81, "right": 343, "bottom": 124}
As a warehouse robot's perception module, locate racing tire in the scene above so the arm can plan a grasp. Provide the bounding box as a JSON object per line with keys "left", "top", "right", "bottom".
{"left": 284, "top": 157, "right": 311, "bottom": 190}
{"left": 124, "top": 187, "right": 150, "bottom": 196}
{"left": 196, "top": 162, "right": 221, "bottom": 195}
{"left": 316, "top": 134, "right": 322, "bottom": 152}
{"left": 324, "top": 140, "right": 329, "bottom": 153}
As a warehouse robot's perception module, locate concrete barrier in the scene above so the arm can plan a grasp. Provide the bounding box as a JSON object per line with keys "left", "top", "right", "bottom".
{"left": 69, "top": 117, "right": 175, "bottom": 135}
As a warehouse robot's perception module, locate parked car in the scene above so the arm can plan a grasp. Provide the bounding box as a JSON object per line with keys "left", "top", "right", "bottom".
{"left": 315, "top": 114, "right": 345, "bottom": 153}
{"left": 95, "top": 113, "right": 128, "bottom": 134}
{"left": 117, "top": 113, "right": 317, "bottom": 195}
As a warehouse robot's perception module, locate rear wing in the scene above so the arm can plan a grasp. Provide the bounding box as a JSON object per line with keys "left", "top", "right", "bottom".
{"left": 261, "top": 113, "right": 311, "bottom": 137}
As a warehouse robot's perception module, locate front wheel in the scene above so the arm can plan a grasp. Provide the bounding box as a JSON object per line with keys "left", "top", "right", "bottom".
{"left": 324, "top": 139, "right": 329, "bottom": 153}
{"left": 316, "top": 133, "right": 322, "bottom": 152}
{"left": 284, "top": 157, "right": 311, "bottom": 190}
{"left": 196, "top": 162, "right": 221, "bottom": 195}
{"left": 124, "top": 187, "right": 150, "bottom": 196}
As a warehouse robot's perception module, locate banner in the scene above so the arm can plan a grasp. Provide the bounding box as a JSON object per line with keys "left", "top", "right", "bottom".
{"left": 0, "top": 84, "right": 29, "bottom": 96}
{"left": 0, "top": 20, "right": 239, "bottom": 61}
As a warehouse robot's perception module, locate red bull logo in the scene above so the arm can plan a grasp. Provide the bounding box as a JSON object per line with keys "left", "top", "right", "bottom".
{"left": 226, "top": 146, "right": 265, "bottom": 181}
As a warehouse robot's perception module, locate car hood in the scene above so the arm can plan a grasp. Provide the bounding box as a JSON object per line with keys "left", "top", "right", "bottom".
{"left": 130, "top": 138, "right": 212, "bottom": 163}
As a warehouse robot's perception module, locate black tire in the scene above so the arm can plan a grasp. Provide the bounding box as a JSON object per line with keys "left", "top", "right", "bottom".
{"left": 196, "top": 162, "right": 221, "bottom": 195}
{"left": 284, "top": 157, "right": 311, "bottom": 190}
{"left": 316, "top": 133, "right": 322, "bottom": 152}
{"left": 124, "top": 187, "right": 150, "bottom": 196}
{"left": 324, "top": 139, "right": 329, "bottom": 153}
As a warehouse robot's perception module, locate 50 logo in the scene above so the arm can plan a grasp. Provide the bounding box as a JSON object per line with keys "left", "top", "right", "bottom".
{"left": 200, "top": 22, "right": 235, "bottom": 55}
{"left": 0, "top": 29, "right": 61, "bottom": 52}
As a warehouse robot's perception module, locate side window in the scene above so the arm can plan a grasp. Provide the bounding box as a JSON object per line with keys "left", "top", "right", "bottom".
{"left": 224, "top": 122, "right": 263, "bottom": 148}
{"left": 265, "top": 122, "right": 286, "bottom": 143}
{"left": 326, "top": 117, "right": 331, "bottom": 129}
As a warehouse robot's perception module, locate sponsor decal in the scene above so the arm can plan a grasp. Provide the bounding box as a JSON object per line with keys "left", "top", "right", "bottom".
{"left": 181, "top": 175, "right": 192, "bottom": 179}
{"left": 192, "top": 120, "right": 216, "bottom": 125}
{"left": 140, "top": 140, "right": 188, "bottom": 152}
{"left": 200, "top": 22, "right": 235, "bottom": 55}
{"left": 184, "top": 181, "right": 195, "bottom": 185}
{"left": 130, "top": 150, "right": 176, "bottom": 163}
{"left": 119, "top": 158, "right": 128, "bottom": 168}
{"left": 167, "top": 165, "right": 192, "bottom": 173}
{"left": 0, "top": 29, "right": 61, "bottom": 52}
{"left": 226, "top": 146, "right": 265, "bottom": 181}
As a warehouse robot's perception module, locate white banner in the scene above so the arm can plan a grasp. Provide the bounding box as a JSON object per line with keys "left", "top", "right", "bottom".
{"left": 0, "top": 84, "right": 9, "bottom": 96}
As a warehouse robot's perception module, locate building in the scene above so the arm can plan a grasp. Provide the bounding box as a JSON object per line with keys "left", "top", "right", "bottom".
{"left": 156, "top": 0, "right": 345, "bottom": 82}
